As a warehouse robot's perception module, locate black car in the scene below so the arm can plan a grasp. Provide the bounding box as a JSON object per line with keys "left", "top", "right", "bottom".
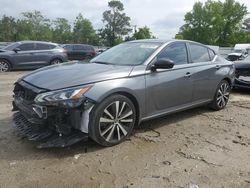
{"left": 0, "top": 41, "right": 68, "bottom": 72}
{"left": 234, "top": 55, "right": 250, "bottom": 89}
{"left": 61, "top": 44, "right": 96, "bottom": 61}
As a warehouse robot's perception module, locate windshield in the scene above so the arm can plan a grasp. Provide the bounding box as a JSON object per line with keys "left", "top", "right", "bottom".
{"left": 3, "top": 42, "right": 20, "bottom": 51}
{"left": 90, "top": 42, "right": 161, "bottom": 66}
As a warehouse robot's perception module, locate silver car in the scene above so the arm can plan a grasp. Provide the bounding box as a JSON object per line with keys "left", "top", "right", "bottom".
{"left": 12, "top": 39, "right": 235, "bottom": 148}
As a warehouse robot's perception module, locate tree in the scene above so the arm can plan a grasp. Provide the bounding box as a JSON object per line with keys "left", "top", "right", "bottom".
{"left": 101, "top": 0, "right": 131, "bottom": 46}
{"left": 21, "top": 10, "right": 52, "bottom": 41}
{"left": 53, "top": 18, "right": 71, "bottom": 43}
{"left": 0, "top": 15, "right": 17, "bottom": 41}
{"left": 73, "top": 13, "right": 98, "bottom": 44}
{"left": 178, "top": 0, "right": 248, "bottom": 46}
{"left": 133, "top": 26, "right": 154, "bottom": 40}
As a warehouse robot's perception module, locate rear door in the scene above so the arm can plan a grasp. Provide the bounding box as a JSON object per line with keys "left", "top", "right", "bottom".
{"left": 146, "top": 42, "right": 193, "bottom": 117}
{"left": 187, "top": 42, "right": 219, "bottom": 101}
{"left": 32, "top": 43, "right": 54, "bottom": 67}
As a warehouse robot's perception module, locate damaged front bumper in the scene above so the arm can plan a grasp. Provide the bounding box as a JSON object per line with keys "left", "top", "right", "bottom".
{"left": 234, "top": 69, "right": 250, "bottom": 89}
{"left": 12, "top": 81, "right": 94, "bottom": 148}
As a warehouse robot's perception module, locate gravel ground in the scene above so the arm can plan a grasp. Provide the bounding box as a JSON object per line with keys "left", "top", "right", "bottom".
{"left": 0, "top": 71, "right": 250, "bottom": 188}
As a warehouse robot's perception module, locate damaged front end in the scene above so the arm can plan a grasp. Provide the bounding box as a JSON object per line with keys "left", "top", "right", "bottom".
{"left": 234, "top": 65, "right": 250, "bottom": 89}
{"left": 12, "top": 80, "right": 95, "bottom": 148}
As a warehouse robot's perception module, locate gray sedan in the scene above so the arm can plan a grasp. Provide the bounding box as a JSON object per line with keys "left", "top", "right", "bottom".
{"left": 12, "top": 39, "right": 235, "bottom": 148}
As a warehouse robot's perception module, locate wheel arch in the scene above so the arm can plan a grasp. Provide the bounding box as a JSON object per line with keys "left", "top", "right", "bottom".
{"left": 91, "top": 90, "right": 141, "bottom": 126}
{"left": 222, "top": 77, "right": 232, "bottom": 87}
{"left": 0, "top": 58, "right": 12, "bottom": 68}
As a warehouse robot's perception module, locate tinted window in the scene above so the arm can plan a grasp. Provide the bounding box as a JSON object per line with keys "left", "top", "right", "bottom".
{"left": 36, "top": 43, "right": 50, "bottom": 50}
{"left": 208, "top": 49, "right": 215, "bottom": 60}
{"left": 63, "top": 45, "right": 73, "bottom": 50}
{"left": 189, "top": 43, "right": 210, "bottom": 63}
{"left": 157, "top": 42, "right": 188, "bottom": 64}
{"left": 18, "top": 43, "right": 35, "bottom": 51}
{"left": 73, "top": 45, "right": 85, "bottom": 50}
{"left": 49, "top": 44, "right": 56, "bottom": 49}
{"left": 85, "top": 46, "right": 94, "bottom": 51}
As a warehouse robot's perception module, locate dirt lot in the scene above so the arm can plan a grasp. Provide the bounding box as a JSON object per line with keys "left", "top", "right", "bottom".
{"left": 0, "top": 71, "right": 250, "bottom": 188}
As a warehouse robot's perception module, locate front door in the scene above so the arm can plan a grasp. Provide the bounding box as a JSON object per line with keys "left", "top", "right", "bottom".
{"left": 146, "top": 42, "right": 193, "bottom": 117}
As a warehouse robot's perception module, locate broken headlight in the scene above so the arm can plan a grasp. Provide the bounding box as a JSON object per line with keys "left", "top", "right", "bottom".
{"left": 34, "top": 86, "right": 92, "bottom": 108}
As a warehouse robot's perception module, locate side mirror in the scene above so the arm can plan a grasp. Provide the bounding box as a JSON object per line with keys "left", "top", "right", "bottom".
{"left": 151, "top": 58, "right": 174, "bottom": 71}
{"left": 13, "top": 48, "right": 21, "bottom": 53}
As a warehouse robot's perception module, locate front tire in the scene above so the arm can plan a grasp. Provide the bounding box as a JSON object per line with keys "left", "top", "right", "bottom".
{"left": 0, "top": 59, "right": 11, "bottom": 72}
{"left": 209, "top": 80, "right": 231, "bottom": 110}
{"left": 89, "top": 95, "right": 136, "bottom": 146}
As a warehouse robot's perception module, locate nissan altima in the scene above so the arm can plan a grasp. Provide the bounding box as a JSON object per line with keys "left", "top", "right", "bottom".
{"left": 12, "top": 39, "right": 235, "bottom": 148}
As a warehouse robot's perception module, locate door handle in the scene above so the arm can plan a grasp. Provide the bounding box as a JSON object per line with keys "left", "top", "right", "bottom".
{"left": 184, "top": 72, "right": 192, "bottom": 78}
{"left": 215, "top": 65, "right": 221, "bottom": 69}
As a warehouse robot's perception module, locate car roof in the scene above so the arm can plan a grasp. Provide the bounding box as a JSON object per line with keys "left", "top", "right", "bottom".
{"left": 18, "top": 41, "right": 58, "bottom": 45}
{"left": 127, "top": 39, "right": 215, "bottom": 52}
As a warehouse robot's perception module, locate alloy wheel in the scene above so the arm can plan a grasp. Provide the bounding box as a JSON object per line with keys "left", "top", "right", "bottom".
{"left": 99, "top": 100, "right": 135, "bottom": 142}
{"left": 216, "top": 82, "right": 230, "bottom": 108}
{"left": 51, "top": 59, "right": 62, "bottom": 65}
{"left": 0, "top": 61, "right": 10, "bottom": 72}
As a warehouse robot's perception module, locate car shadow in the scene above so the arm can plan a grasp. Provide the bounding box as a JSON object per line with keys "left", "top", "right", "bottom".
{"left": 0, "top": 105, "right": 213, "bottom": 161}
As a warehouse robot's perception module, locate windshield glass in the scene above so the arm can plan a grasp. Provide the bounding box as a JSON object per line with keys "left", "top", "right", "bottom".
{"left": 3, "top": 42, "right": 20, "bottom": 51}
{"left": 90, "top": 42, "right": 161, "bottom": 66}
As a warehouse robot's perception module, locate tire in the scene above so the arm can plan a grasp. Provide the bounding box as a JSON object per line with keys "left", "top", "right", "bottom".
{"left": 50, "top": 59, "right": 62, "bottom": 65}
{"left": 209, "top": 80, "right": 231, "bottom": 110}
{"left": 89, "top": 94, "right": 136, "bottom": 146}
{"left": 0, "top": 59, "right": 11, "bottom": 72}
{"left": 84, "top": 56, "right": 92, "bottom": 62}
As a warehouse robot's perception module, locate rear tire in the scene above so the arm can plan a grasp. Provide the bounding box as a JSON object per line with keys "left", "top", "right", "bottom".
{"left": 209, "top": 80, "right": 231, "bottom": 110}
{"left": 0, "top": 59, "right": 11, "bottom": 72}
{"left": 89, "top": 95, "right": 136, "bottom": 146}
{"left": 50, "top": 59, "right": 62, "bottom": 65}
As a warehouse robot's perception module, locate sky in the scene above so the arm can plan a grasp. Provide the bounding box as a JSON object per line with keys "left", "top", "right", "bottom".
{"left": 0, "top": 0, "right": 250, "bottom": 39}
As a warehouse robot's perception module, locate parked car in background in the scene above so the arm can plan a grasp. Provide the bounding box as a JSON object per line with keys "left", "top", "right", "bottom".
{"left": 234, "top": 55, "right": 250, "bottom": 89}
{"left": 61, "top": 44, "right": 96, "bottom": 61}
{"left": 0, "top": 41, "right": 68, "bottom": 72}
{"left": 226, "top": 49, "right": 248, "bottom": 61}
{"left": 12, "top": 39, "right": 235, "bottom": 148}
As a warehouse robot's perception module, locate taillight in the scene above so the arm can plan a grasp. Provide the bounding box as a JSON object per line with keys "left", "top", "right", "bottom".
{"left": 92, "top": 51, "right": 96, "bottom": 56}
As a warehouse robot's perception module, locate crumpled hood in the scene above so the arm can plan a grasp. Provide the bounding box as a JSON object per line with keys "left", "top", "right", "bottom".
{"left": 22, "top": 62, "right": 133, "bottom": 90}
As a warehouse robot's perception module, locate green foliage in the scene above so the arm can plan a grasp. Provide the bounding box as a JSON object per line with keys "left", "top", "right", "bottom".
{"left": 133, "top": 26, "right": 154, "bottom": 40}
{"left": 0, "top": 15, "right": 17, "bottom": 41}
{"left": 179, "top": 0, "right": 248, "bottom": 46}
{"left": 52, "top": 18, "right": 71, "bottom": 43}
{"left": 22, "top": 10, "right": 52, "bottom": 41}
{"left": 101, "top": 0, "right": 131, "bottom": 46}
{"left": 73, "top": 13, "right": 98, "bottom": 44}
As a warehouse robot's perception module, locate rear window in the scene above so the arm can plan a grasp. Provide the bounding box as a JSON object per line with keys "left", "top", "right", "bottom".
{"left": 36, "top": 43, "right": 49, "bottom": 50}
{"left": 73, "top": 45, "right": 85, "bottom": 50}
{"left": 189, "top": 43, "right": 210, "bottom": 63}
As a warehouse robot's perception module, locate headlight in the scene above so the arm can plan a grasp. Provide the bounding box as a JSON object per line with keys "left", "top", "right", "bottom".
{"left": 34, "top": 86, "right": 92, "bottom": 108}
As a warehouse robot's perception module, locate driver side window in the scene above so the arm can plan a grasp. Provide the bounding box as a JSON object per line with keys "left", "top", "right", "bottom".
{"left": 157, "top": 42, "right": 188, "bottom": 65}
{"left": 18, "top": 43, "right": 35, "bottom": 51}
